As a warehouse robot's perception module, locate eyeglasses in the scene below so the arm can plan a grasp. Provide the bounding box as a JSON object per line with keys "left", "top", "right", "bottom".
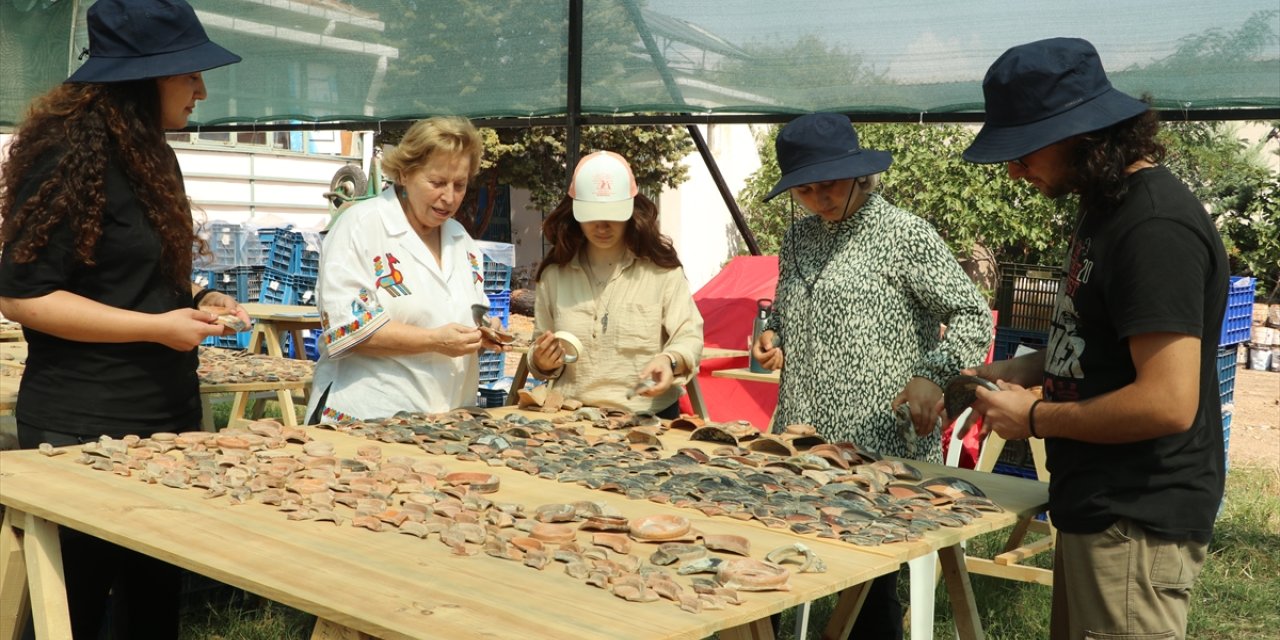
{"left": 1011, "top": 157, "right": 1029, "bottom": 169}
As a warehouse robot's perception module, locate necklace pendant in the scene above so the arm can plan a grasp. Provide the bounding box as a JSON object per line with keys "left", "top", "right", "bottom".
{"left": 601, "top": 312, "right": 609, "bottom": 334}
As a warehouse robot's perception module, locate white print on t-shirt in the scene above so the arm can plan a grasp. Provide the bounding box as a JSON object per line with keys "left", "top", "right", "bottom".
{"left": 1046, "top": 296, "right": 1085, "bottom": 379}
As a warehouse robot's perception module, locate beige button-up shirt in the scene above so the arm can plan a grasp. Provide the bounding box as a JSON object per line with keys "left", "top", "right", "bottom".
{"left": 531, "top": 251, "right": 703, "bottom": 413}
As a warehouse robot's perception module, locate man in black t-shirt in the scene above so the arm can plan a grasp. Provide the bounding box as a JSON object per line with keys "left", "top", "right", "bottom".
{"left": 960, "top": 38, "right": 1229, "bottom": 640}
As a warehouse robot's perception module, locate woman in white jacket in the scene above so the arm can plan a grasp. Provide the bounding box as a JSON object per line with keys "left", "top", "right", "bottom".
{"left": 307, "top": 117, "right": 503, "bottom": 422}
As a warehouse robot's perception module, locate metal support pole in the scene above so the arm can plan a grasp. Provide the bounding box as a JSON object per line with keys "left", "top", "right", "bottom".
{"left": 686, "top": 124, "right": 761, "bottom": 255}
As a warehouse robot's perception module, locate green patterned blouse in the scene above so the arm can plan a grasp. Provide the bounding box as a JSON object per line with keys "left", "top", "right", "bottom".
{"left": 765, "top": 193, "right": 992, "bottom": 463}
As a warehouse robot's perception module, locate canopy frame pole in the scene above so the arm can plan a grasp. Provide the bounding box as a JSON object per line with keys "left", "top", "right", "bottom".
{"left": 565, "top": 0, "right": 584, "bottom": 184}
{"left": 622, "top": 0, "right": 761, "bottom": 255}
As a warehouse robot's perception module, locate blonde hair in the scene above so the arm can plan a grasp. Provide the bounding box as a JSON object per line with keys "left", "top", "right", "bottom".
{"left": 381, "top": 116, "right": 483, "bottom": 184}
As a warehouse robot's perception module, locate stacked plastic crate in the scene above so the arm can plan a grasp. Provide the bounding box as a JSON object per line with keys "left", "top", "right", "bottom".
{"left": 476, "top": 241, "right": 514, "bottom": 407}
{"left": 192, "top": 222, "right": 286, "bottom": 349}
{"left": 1218, "top": 276, "right": 1255, "bottom": 473}
{"left": 257, "top": 229, "right": 322, "bottom": 359}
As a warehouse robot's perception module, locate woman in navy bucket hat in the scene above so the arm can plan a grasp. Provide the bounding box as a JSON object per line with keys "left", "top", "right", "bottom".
{"left": 961, "top": 38, "right": 1228, "bottom": 640}
{"left": 0, "top": 1, "right": 243, "bottom": 636}
{"left": 752, "top": 113, "right": 992, "bottom": 639}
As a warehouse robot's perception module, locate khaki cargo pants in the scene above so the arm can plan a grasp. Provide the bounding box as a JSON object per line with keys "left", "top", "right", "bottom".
{"left": 1051, "top": 518, "right": 1206, "bottom": 640}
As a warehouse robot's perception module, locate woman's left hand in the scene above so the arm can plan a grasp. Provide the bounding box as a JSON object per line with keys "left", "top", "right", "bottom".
{"left": 197, "top": 291, "right": 251, "bottom": 335}
{"left": 636, "top": 355, "right": 676, "bottom": 397}
{"left": 892, "top": 376, "right": 944, "bottom": 437}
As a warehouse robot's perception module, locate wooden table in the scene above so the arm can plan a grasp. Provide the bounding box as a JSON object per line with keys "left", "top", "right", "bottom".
{"left": 241, "top": 303, "right": 321, "bottom": 361}
{"left": 703, "top": 348, "right": 749, "bottom": 360}
{"left": 712, "top": 367, "right": 780, "bottom": 384}
{"left": 0, "top": 412, "right": 1045, "bottom": 640}
{"left": 229, "top": 304, "right": 322, "bottom": 427}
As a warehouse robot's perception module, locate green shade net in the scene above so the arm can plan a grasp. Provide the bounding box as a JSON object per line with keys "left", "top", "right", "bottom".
{"left": 2, "top": 0, "right": 1277, "bottom": 128}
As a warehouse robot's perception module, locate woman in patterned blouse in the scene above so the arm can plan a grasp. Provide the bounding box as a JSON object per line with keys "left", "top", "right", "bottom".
{"left": 750, "top": 112, "right": 992, "bottom": 638}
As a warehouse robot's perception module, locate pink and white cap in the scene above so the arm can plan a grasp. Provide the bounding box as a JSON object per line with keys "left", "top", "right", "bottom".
{"left": 569, "top": 151, "right": 638, "bottom": 223}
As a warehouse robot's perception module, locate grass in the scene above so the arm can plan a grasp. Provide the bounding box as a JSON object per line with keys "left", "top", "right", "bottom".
{"left": 178, "top": 462, "right": 1280, "bottom": 639}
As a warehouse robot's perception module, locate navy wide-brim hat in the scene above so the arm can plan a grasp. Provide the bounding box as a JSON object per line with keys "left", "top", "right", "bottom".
{"left": 963, "top": 37, "right": 1147, "bottom": 164}
{"left": 66, "top": 0, "right": 241, "bottom": 84}
{"left": 763, "top": 113, "right": 893, "bottom": 201}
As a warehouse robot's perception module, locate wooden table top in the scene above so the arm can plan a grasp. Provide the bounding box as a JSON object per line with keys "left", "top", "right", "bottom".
{"left": 702, "top": 348, "right": 750, "bottom": 360}
{"left": 240, "top": 303, "right": 320, "bottom": 324}
{"left": 0, "top": 407, "right": 1046, "bottom": 639}
{"left": 0, "top": 427, "right": 914, "bottom": 639}
{"left": 711, "top": 367, "right": 780, "bottom": 384}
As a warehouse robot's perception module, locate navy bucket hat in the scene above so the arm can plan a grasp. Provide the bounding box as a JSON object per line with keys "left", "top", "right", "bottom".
{"left": 764, "top": 113, "right": 892, "bottom": 201}
{"left": 66, "top": 0, "right": 241, "bottom": 84}
{"left": 963, "top": 37, "right": 1147, "bottom": 164}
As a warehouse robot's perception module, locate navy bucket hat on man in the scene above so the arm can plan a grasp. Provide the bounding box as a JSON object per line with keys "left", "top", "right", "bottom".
{"left": 763, "top": 113, "right": 892, "bottom": 201}
{"left": 963, "top": 37, "right": 1147, "bottom": 164}
{"left": 66, "top": 0, "right": 241, "bottom": 84}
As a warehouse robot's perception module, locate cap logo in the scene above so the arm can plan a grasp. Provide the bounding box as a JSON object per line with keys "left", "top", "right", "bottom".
{"left": 593, "top": 174, "right": 614, "bottom": 197}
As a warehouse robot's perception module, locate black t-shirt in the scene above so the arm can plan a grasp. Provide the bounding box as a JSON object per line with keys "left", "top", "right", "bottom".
{"left": 1042, "top": 166, "right": 1228, "bottom": 543}
{"left": 0, "top": 149, "right": 200, "bottom": 437}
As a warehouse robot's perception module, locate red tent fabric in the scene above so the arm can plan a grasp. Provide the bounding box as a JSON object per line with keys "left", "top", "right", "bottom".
{"left": 678, "top": 256, "right": 779, "bottom": 431}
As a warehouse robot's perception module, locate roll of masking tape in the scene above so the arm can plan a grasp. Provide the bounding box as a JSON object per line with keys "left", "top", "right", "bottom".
{"left": 553, "top": 330, "right": 584, "bottom": 364}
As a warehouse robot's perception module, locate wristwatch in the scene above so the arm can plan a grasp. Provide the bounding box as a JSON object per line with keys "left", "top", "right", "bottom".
{"left": 663, "top": 352, "right": 678, "bottom": 372}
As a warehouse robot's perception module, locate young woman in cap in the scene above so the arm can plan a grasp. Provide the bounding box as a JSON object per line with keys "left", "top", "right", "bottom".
{"left": 750, "top": 113, "right": 992, "bottom": 638}
{"left": 0, "top": 0, "right": 244, "bottom": 635}
{"left": 305, "top": 116, "right": 506, "bottom": 423}
{"left": 963, "top": 38, "right": 1228, "bottom": 640}
{"left": 528, "top": 151, "right": 704, "bottom": 416}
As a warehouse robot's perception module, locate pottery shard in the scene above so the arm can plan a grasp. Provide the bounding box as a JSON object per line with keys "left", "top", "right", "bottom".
{"left": 627, "top": 514, "right": 692, "bottom": 541}
{"left": 701, "top": 534, "right": 751, "bottom": 556}
{"left": 530, "top": 522, "right": 577, "bottom": 545}
{"left": 444, "top": 471, "right": 500, "bottom": 494}
{"left": 716, "top": 558, "right": 791, "bottom": 592}
{"left": 591, "top": 532, "right": 632, "bottom": 555}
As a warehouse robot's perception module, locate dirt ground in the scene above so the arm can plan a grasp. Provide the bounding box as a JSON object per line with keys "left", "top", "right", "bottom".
{"left": 1227, "top": 365, "right": 1280, "bottom": 471}
{"left": 507, "top": 308, "right": 1280, "bottom": 472}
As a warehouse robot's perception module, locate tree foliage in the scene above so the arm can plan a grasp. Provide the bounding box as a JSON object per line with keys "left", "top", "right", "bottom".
{"left": 738, "top": 123, "right": 1073, "bottom": 266}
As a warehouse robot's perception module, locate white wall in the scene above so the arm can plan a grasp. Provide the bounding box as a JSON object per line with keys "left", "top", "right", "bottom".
{"left": 659, "top": 123, "right": 765, "bottom": 291}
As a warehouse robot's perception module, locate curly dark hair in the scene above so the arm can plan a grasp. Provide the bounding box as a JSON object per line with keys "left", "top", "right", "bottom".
{"left": 535, "top": 193, "right": 682, "bottom": 281}
{"left": 0, "top": 81, "right": 201, "bottom": 291}
{"left": 1070, "top": 103, "right": 1166, "bottom": 217}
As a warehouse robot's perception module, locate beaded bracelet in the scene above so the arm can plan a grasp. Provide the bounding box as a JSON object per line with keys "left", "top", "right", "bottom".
{"left": 1028, "top": 399, "right": 1043, "bottom": 439}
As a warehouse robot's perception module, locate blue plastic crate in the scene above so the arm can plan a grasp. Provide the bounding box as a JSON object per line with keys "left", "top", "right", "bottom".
{"left": 213, "top": 331, "right": 251, "bottom": 350}
{"left": 299, "top": 249, "right": 320, "bottom": 279}
{"left": 190, "top": 268, "right": 216, "bottom": 290}
{"left": 1222, "top": 410, "right": 1232, "bottom": 473}
{"left": 258, "top": 269, "right": 316, "bottom": 305}
{"left": 478, "top": 351, "right": 505, "bottom": 384}
{"left": 1219, "top": 276, "right": 1255, "bottom": 347}
{"left": 1217, "top": 346, "right": 1237, "bottom": 410}
{"left": 993, "top": 327, "right": 1049, "bottom": 361}
{"left": 485, "top": 291, "right": 510, "bottom": 329}
{"left": 992, "top": 461, "right": 1038, "bottom": 480}
{"left": 204, "top": 222, "right": 243, "bottom": 267}
{"left": 244, "top": 227, "right": 286, "bottom": 267}
{"left": 477, "top": 388, "right": 507, "bottom": 408}
{"left": 482, "top": 255, "right": 512, "bottom": 293}
{"left": 266, "top": 230, "right": 304, "bottom": 273}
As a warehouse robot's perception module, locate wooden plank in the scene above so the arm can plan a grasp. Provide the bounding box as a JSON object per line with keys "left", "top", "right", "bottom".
{"left": 22, "top": 513, "right": 72, "bottom": 640}
{"left": 994, "top": 534, "right": 1055, "bottom": 566}
{"left": 719, "top": 615, "right": 774, "bottom": 640}
{"left": 711, "top": 368, "right": 779, "bottom": 384}
{"left": 311, "top": 619, "right": 376, "bottom": 640}
{"left": 819, "top": 581, "right": 869, "bottom": 640}
{"left": 964, "top": 557, "right": 1054, "bottom": 586}
{"left": 939, "top": 545, "right": 983, "bottom": 640}
{"left": 0, "top": 509, "right": 31, "bottom": 640}
{"left": 241, "top": 303, "right": 321, "bottom": 323}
